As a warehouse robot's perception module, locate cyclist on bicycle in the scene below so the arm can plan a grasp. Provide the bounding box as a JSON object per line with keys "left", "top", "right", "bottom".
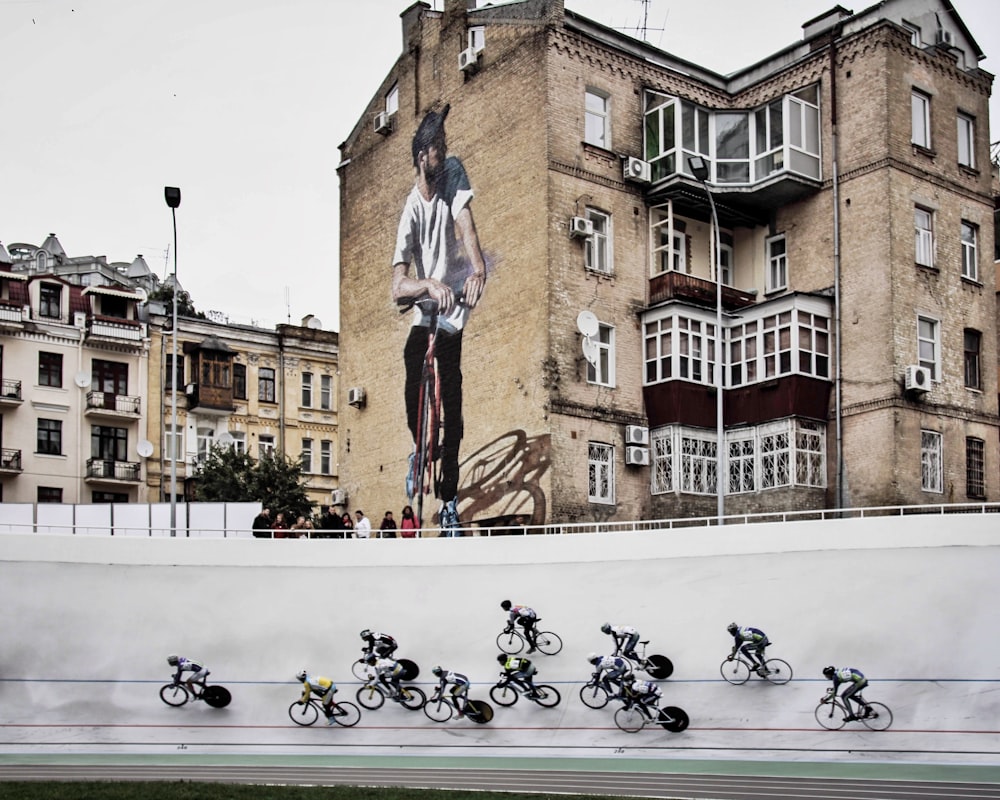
{"left": 587, "top": 653, "right": 633, "bottom": 697}
{"left": 621, "top": 674, "right": 662, "bottom": 710}
{"left": 497, "top": 653, "right": 539, "bottom": 697}
{"left": 295, "top": 669, "right": 339, "bottom": 725}
{"left": 360, "top": 629, "right": 398, "bottom": 660}
{"left": 500, "top": 600, "right": 539, "bottom": 653}
{"left": 432, "top": 665, "right": 471, "bottom": 719}
{"left": 366, "top": 653, "right": 406, "bottom": 700}
{"left": 167, "top": 654, "right": 208, "bottom": 698}
{"left": 823, "top": 665, "right": 870, "bottom": 721}
{"left": 601, "top": 623, "right": 640, "bottom": 661}
{"left": 727, "top": 622, "right": 770, "bottom": 673}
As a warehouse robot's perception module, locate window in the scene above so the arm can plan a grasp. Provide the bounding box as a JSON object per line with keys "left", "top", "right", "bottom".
{"left": 164, "top": 428, "right": 182, "bottom": 462}
{"left": 165, "top": 354, "right": 184, "bottom": 392}
{"left": 196, "top": 428, "right": 214, "bottom": 461}
{"left": 92, "top": 425, "right": 127, "bottom": 462}
{"left": 727, "top": 429, "right": 756, "bottom": 494}
{"left": 964, "top": 329, "right": 982, "bottom": 389}
{"left": 320, "top": 375, "right": 332, "bottom": 410}
{"left": 917, "top": 316, "right": 940, "bottom": 379}
{"left": 230, "top": 431, "right": 246, "bottom": 455}
{"left": 93, "top": 359, "right": 127, "bottom": 396}
{"left": 588, "top": 442, "right": 614, "bottom": 504}
{"left": 957, "top": 113, "right": 975, "bottom": 168}
{"left": 37, "top": 419, "right": 62, "bottom": 455}
{"left": 302, "top": 372, "right": 313, "bottom": 407}
{"left": 650, "top": 429, "right": 674, "bottom": 494}
{"left": 797, "top": 312, "right": 830, "bottom": 377}
{"left": 795, "top": 420, "right": 826, "bottom": 487}
{"left": 258, "top": 434, "right": 275, "bottom": 459}
{"left": 920, "top": 430, "right": 943, "bottom": 493}
{"left": 966, "top": 437, "right": 985, "bottom": 498}
{"left": 643, "top": 313, "right": 717, "bottom": 388}
{"left": 715, "top": 111, "right": 750, "bottom": 183}
{"left": 38, "top": 352, "right": 63, "bottom": 387}
{"left": 766, "top": 235, "right": 787, "bottom": 292}
{"left": 199, "top": 355, "right": 230, "bottom": 388}
{"left": 301, "top": 438, "right": 313, "bottom": 472}
{"left": 38, "top": 487, "right": 63, "bottom": 503}
{"left": 587, "top": 324, "right": 615, "bottom": 386}
{"left": 585, "top": 89, "right": 610, "bottom": 148}
{"left": 39, "top": 283, "right": 61, "bottom": 319}
{"left": 644, "top": 317, "right": 673, "bottom": 384}
{"left": 258, "top": 367, "right": 276, "bottom": 403}
{"left": 652, "top": 212, "right": 686, "bottom": 274}
{"left": 468, "top": 25, "right": 485, "bottom": 53}
{"left": 719, "top": 235, "right": 733, "bottom": 286}
{"left": 761, "top": 312, "right": 793, "bottom": 378}
{"left": 680, "top": 432, "right": 717, "bottom": 494}
{"left": 92, "top": 491, "right": 128, "bottom": 504}
{"left": 385, "top": 82, "right": 399, "bottom": 116}
{"left": 911, "top": 90, "right": 931, "bottom": 148}
{"left": 760, "top": 423, "right": 791, "bottom": 489}
{"left": 233, "top": 364, "right": 247, "bottom": 400}
{"left": 901, "top": 20, "right": 921, "bottom": 46}
{"left": 914, "top": 207, "right": 934, "bottom": 267}
{"left": 585, "top": 208, "right": 612, "bottom": 274}
{"left": 961, "top": 221, "right": 978, "bottom": 281}
{"left": 320, "top": 440, "right": 333, "bottom": 475}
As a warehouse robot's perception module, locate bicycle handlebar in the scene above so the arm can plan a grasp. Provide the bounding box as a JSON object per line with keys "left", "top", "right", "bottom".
{"left": 397, "top": 293, "right": 466, "bottom": 315}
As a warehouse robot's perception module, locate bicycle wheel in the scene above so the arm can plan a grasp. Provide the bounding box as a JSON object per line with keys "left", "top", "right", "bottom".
{"left": 658, "top": 706, "right": 689, "bottom": 732}
{"left": 465, "top": 699, "right": 493, "bottom": 724}
{"left": 202, "top": 685, "right": 232, "bottom": 708}
{"left": 288, "top": 700, "right": 319, "bottom": 726}
{"left": 330, "top": 701, "right": 361, "bottom": 727}
{"left": 423, "top": 695, "right": 453, "bottom": 722}
{"left": 861, "top": 702, "right": 893, "bottom": 731}
{"left": 761, "top": 659, "right": 793, "bottom": 685}
{"left": 356, "top": 684, "right": 386, "bottom": 710}
{"left": 532, "top": 685, "right": 561, "bottom": 708}
{"left": 490, "top": 683, "right": 519, "bottom": 707}
{"left": 535, "top": 631, "right": 563, "bottom": 656}
{"left": 159, "top": 683, "right": 189, "bottom": 707}
{"left": 398, "top": 685, "right": 426, "bottom": 710}
{"left": 720, "top": 658, "right": 751, "bottom": 685}
{"left": 579, "top": 682, "right": 611, "bottom": 709}
{"left": 496, "top": 629, "right": 525, "bottom": 655}
{"left": 614, "top": 706, "right": 646, "bottom": 733}
{"left": 644, "top": 654, "right": 674, "bottom": 680}
{"left": 815, "top": 701, "right": 846, "bottom": 730}
{"left": 398, "top": 658, "right": 420, "bottom": 681}
{"left": 351, "top": 659, "right": 371, "bottom": 681}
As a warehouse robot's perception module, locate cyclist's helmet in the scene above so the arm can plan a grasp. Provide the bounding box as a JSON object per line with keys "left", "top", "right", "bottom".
{"left": 500, "top": 600, "right": 512, "bottom": 611}
{"left": 822, "top": 665, "right": 836, "bottom": 678}
{"left": 587, "top": 652, "right": 601, "bottom": 665}
{"left": 727, "top": 622, "right": 738, "bottom": 634}
{"left": 431, "top": 665, "right": 444, "bottom": 677}
{"left": 497, "top": 653, "right": 508, "bottom": 665}
{"left": 360, "top": 629, "right": 372, "bottom": 639}
{"left": 166, "top": 654, "right": 179, "bottom": 666}
{"left": 600, "top": 623, "right": 612, "bottom": 634}
{"left": 366, "top": 653, "right": 379, "bottom": 666}
{"left": 296, "top": 669, "right": 308, "bottom": 682}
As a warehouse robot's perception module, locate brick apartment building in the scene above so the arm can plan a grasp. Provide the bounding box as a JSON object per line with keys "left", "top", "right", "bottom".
{"left": 337, "top": 0, "right": 997, "bottom": 527}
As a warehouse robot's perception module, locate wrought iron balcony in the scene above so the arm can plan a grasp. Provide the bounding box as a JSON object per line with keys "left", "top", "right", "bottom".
{"left": 84, "top": 391, "right": 141, "bottom": 417}
{"left": 648, "top": 271, "right": 757, "bottom": 311}
{"left": 85, "top": 458, "right": 141, "bottom": 483}
{"left": 0, "top": 378, "right": 22, "bottom": 405}
{"left": 0, "top": 448, "right": 22, "bottom": 473}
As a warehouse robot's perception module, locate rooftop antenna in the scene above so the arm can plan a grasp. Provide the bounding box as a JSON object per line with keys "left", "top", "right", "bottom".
{"left": 285, "top": 286, "right": 291, "bottom": 323}
{"left": 162, "top": 242, "right": 170, "bottom": 278}
{"left": 616, "top": 0, "right": 665, "bottom": 43}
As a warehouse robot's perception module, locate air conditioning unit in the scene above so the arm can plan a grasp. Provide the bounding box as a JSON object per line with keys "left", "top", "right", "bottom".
{"left": 936, "top": 28, "right": 954, "bottom": 46}
{"left": 459, "top": 47, "right": 480, "bottom": 73}
{"left": 904, "top": 365, "right": 931, "bottom": 393}
{"left": 331, "top": 488, "right": 347, "bottom": 505}
{"left": 624, "top": 425, "right": 650, "bottom": 446}
{"left": 569, "top": 216, "right": 594, "bottom": 239}
{"left": 623, "top": 156, "right": 651, "bottom": 184}
{"left": 374, "top": 111, "right": 393, "bottom": 135}
{"left": 347, "top": 387, "right": 366, "bottom": 407}
{"left": 625, "top": 446, "right": 650, "bottom": 466}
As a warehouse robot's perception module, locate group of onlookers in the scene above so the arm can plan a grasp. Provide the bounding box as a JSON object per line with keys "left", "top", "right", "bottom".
{"left": 251, "top": 504, "right": 422, "bottom": 539}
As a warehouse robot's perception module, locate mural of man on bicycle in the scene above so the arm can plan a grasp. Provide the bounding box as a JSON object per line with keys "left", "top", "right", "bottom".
{"left": 391, "top": 102, "right": 488, "bottom": 532}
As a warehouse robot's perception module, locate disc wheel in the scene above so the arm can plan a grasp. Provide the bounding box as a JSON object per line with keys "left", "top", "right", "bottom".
{"left": 532, "top": 684, "right": 561, "bottom": 708}
{"left": 496, "top": 630, "right": 524, "bottom": 655}
{"left": 579, "top": 683, "right": 610, "bottom": 709}
{"left": 202, "top": 686, "right": 231, "bottom": 708}
{"left": 861, "top": 702, "right": 893, "bottom": 731}
{"left": 720, "top": 658, "right": 751, "bottom": 685}
{"left": 465, "top": 699, "right": 493, "bottom": 724}
{"left": 329, "top": 701, "right": 361, "bottom": 727}
{"left": 658, "top": 706, "right": 689, "bottom": 732}
{"left": 644, "top": 654, "right": 674, "bottom": 679}
{"left": 490, "top": 683, "right": 519, "bottom": 707}
{"left": 761, "top": 658, "right": 793, "bottom": 685}
{"left": 356, "top": 685, "right": 386, "bottom": 710}
{"left": 159, "top": 683, "right": 189, "bottom": 707}
{"left": 815, "top": 701, "right": 846, "bottom": 730}
{"left": 397, "top": 658, "right": 420, "bottom": 681}
{"left": 288, "top": 701, "right": 319, "bottom": 726}
{"left": 534, "top": 631, "right": 563, "bottom": 655}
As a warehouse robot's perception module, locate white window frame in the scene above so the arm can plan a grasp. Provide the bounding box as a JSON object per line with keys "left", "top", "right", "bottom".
{"left": 386, "top": 83, "right": 399, "bottom": 116}
{"left": 957, "top": 112, "right": 975, "bottom": 168}
{"left": 320, "top": 440, "right": 333, "bottom": 475}
{"left": 585, "top": 89, "right": 610, "bottom": 149}
{"left": 588, "top": 442, "right": 615, "bottom": 504}
{"left": 759, "top": 421, "right": 791, "bottom": 489}
{"left": 231, "top": 431, "right": 246, "bottom": 455}
{"left": 258, "top": 434, "right": 275, "bottom": 459}
{"left": 164, "top": 429, "right": 182, "bottom": 462}
{"left": 301, "top": 372, "right": 313, "bottom": 407}
{"left": 766, "top": 234, "right": 787, "bottom": 292}
{"left": 587, "top": 323, "right": 616, "bottom": 387}
{"left": 719, "top": 240, "right": 733, "bottom": 286}
{"left": 196, "top": 428, "right": 214, "bottom": 461}
{"left": 921, "top": 429, "right": 943, "bottom": 493}
{"left": 961, "top": 220, "right": 978, "bottom": 281}
{"left": 911, "top": 90, "right": 931, "bottom": 148}
{"left": 727, "top": 428, "right": 756, "bottom": 495}
{"left": 680, "top": 431, "right": 717, "bottom": 495}
{"left": 901, "top": 20, "right": 921, "bottom": 46}
{"left": 320, "top": 375, "right": 333, "bottom": 410}
{"left": 915, "top": 207, "right": 934, "bottom": 267}
{"left": 585, "top": 208, "right": 612, "bottom": 275}
{"left": 301, "top": 437, "right": 313, "bottom": 473}
{"left": 794, "top": 420, "right": 826, "bottom": 487}
{"left": 468, "top": 25, "right": 485, "bottom": 53}
{"left": 650, "top": 428, "right": 675, "bottom": 494}
{"left": 917, "top": 315, "right": 940, "bottom": 380}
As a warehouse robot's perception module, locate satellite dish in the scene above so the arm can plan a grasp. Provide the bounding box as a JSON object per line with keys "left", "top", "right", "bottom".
{"left": 581, "top": 336, "right": 600, "bottom": 368}
{"left": 74, "top": 372, "right": 91, "bottom": 389}
{"left": 136, "top": 440, "right": 154, "bottom": 458}
{"left": 217, "top": 431, "right": 235, "bottom": 447}
{"left": 576, "top": 310, "right": 599, "bottom": 338}
{"left": 306, "top": 317, "right": 323, "bottom": 330}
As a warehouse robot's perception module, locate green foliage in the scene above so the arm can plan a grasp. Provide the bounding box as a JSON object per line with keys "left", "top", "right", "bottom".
{"left": 149, "top": 283, "right": 204, "bottom": 319}
{"left": 194, "top": 445, "right": 314, "bottom": 520}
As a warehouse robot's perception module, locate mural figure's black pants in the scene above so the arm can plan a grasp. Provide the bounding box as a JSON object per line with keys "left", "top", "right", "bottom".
{"left": 404, "top": 325, "right": 464, "bottom": 503}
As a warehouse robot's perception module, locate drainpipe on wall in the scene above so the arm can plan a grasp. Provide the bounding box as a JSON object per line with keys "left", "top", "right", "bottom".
{"left": 830, "top": 28, "right": 845, "bottom": 511}
{"left": 278, "top": 330, "right": 286, "bottom": 456}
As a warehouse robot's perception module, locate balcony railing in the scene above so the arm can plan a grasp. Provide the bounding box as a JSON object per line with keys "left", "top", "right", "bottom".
{"left": 0, "top": 378, "right": 22, "bottom": 403}
{"left": 649, "top": 271, "right": 757, "bottom": 311}
{"left": 84, "top": 391, "right": 141, "bottom": 415}
{"left": 85, "top": 458, "right": 141, "bottom": 482}
{"left": 0, "top": 448, "right": 22, "bottom": 472}
{"left": 0, "top": 302, "right": 25, "bottom": 324}
{"left": 86, "top": 316, "right": 145, "bottom": 342}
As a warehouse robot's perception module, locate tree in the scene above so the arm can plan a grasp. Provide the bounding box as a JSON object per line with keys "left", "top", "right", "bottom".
{"left": 193, "top": 445, "right": 313, "bottom": 520}
{"left": 149, "top": 283, "right": 204, "bottom": 319}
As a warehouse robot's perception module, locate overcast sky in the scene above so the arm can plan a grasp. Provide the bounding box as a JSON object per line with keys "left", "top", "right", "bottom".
{"left": 1, "top": 0, "right": 996, "bottom": 332}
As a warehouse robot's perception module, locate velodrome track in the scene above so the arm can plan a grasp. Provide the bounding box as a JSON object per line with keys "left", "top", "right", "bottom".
{"left": 1, "top": 513, "right": 999, "bottom": 797}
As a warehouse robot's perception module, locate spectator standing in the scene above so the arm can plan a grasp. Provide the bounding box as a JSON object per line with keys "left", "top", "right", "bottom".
{"left": 272, "top": 512, "right": 290, "bottom": 539}
{"left": 290, "top": 515, "right": 313, "bottom": 539}
{"left": 342, "top": 512, "right": 355, "bottom": 537}
{"left": 319, "top": 505, "right": 345, "bottom": 539}
{"left": 252, "top": 507, "right": 272, "bottom": 538}
{"left": 355, "top": 510, "right": 372, "bottom": 539}
{"left": 379, "top": 511, "right": 398, "bottom": 539}
{"left": 400, "top": 505, "right": 419, "bottom": 538}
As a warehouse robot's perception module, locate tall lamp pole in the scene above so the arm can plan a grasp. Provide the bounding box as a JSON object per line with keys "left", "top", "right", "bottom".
{"left": 687, "top": 157, "right": 724, "bottom": 526}
{"left": 164, "top": 186, "right": 181, "bottom": 537}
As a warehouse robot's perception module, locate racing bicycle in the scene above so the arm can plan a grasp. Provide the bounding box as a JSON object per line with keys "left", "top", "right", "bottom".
{"left": 621, "top": 640, "right": 674, "bottom": 680}
{"left": 496, "top": 623, "right": 563, "bottom": 656}
{"left": 356, "top": 678, "right": 426, "bottom": 711}
{"left": 159, "top": 674, "right": 231, "bottom": 708}
{"left": 423, "top": 690, "right": 494, "bottom": 724}
{"left": 287, "top": 695, "right": 361, "bottom": 727}
{"left": 351, "top": 654, "right": 419, "bottom": 682}
{"left": 719, "top": 651, "right": 793, "bottom": 685}
{"left": 579, "top": 671, "right": 629, "bottom": 709}
{"left": 490, "top": 677, "right": 561, "bottom": 708}
{"left": 614, "top": 700, "right": 689, "bottom": 733}
{"left": 815, "top": 692, "right": 892, "bottom": 731}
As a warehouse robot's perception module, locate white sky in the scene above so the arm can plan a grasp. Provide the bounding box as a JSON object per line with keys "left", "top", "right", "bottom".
{"left": 1, "top": 0, "right": 996, "bottom": 332}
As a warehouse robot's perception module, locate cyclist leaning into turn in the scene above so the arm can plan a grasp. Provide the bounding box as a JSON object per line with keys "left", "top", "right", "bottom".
{"left": 167, "top": 654, "right": 208, "bottom": 698}
{"left": 295, "top": 669, "right": 339, "bottom": 725}
{"left": 431, "top": 665, "right": 471, "bottom": 718}
{"left": 823, "top": 665, "right": 871, "bottom": 721}
{"left": 727, "top": 622, "right": 770, "bottom": 672}
{"left": 497, "top": 653, "right": 539, "bottom": 697}
{"left": 500, "top": 599, "right": 539, "bottom": 653}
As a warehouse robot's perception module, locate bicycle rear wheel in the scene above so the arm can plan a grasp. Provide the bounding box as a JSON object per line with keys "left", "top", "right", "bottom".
{"left": 532, "top": 684, "right": 560, "bottom": 708}
{"left": 465, "top": 699, "right": 493, "bottom": 724}
{"left": 644, "top": 654, "right": 673, "bottom": 680}
{"left": 330, "top": 701, "right": 361, "bottom": 727}
{"left": 397, "top": 658, "right": 419, "bottom": 681}
{"left": 288, "top": 701, "right": 319, "bottom": 726}
{"left": 496, "top": 630, "right": 525, "bottom": 655}
{"left": 658, "top": 706, "right": 689, "bottom": 732}
{"left": 159, "top": 683, "right": 189, "bottom": 707}
{"left": 814, "top": 701, "right": 846, "bottom": 730}
{"left": 861, "top": 702, "right": 893, "bottom": 731}
{"left": 720, "top": 658, "right": 751, "bottom": 685}
{"left": 398, "top": 686, "right": 426, "bottom": 710}
{"left": 579, "top": 683, "right": 610, "bottom": 709}
{"left": 761, "top": 658, "right": 792, "bottom": 685}
{"left": 535, "top": 631, "right": 563, "bottom": 655}
{"left": 614, "top": 706, "right": 645, "bottom": 733}
{"left": 202, "top": 685, "right": 232, "bottom": 708}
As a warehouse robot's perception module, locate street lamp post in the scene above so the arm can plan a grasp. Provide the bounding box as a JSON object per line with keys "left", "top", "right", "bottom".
{"left": 164, "top": 186, "right": 181, "bottom": 537}
{"left": 687, "top": 157, "right": 724, "bottom": 525}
